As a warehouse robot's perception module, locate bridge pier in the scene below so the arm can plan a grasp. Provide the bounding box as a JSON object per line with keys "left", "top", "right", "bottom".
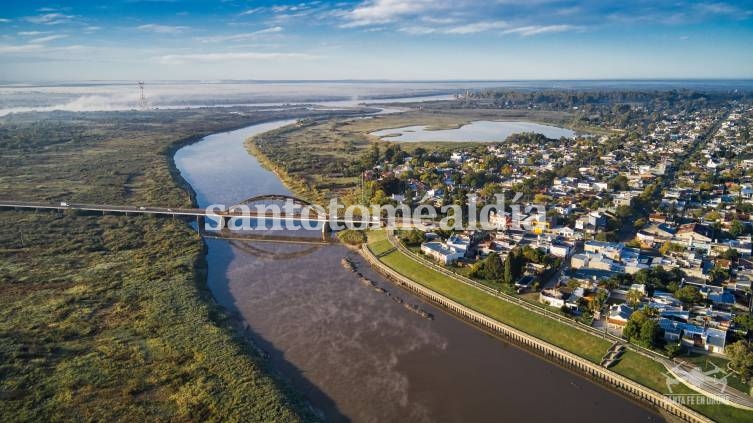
{"left": 322, "top": 220, "right": 331, "bottom": 235}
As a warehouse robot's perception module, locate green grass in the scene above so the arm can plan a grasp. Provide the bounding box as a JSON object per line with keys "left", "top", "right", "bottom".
{"left": 365, "top": 229, "right": 393, "bottom": 256}
{"left": 367, "top": 230, "right": 753, "bottom": 422}
{"left": 0, "top": 109, "right": 332, "bottom": 422}
{"left": 612, "top": 352, "right": 753, "bottom": 422}
{"left": 684, "top": 353, "right": 751, "bottom": 394}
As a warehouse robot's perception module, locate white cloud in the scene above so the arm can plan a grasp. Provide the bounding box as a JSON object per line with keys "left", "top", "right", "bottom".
{"left": 25, "top": 13, "right": 75, "bottom": 25}
{"left": 0, "top": 44, "right": 45, "bottom": 53}
{"left": 159, "top": 51, "right": 320, "bottom": 65}
{"left": 0, "top": 18, "right": 11, "bottom": 23}
{"left": 136, "top": 24, "right": 190, "bottom": 34}
{"left": 445, "top": 20, "right": 508, "bottom": 34}
{"left": 398, "top": 26, "right": 436, "bottom": 34}
{"left": 84, "top": 26, "right": 102, "bottom": 32}
{"left": 18, "top": 31, "right": 47, "bottom": 36}
{"left": 502, "top": 24, "right": 579, "bottom": 36}
{"left": 400, "top": 20, "right": 508, "bottom": 35}
{"left": 240, "top": 7, "right": 263, "bottom": 16}
{"left": 29, "top": 34, "right": 68, "bottom": 43}
{"left": 343, "top": 0, "right": 449, "bottom": 27}
{"left": 196, "top": 26, "right": 283, "bottom": 43}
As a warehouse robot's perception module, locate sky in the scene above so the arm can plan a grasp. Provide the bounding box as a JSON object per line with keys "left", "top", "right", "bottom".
{"left": 0, "top": 0, "right": 752, "bottom": 81}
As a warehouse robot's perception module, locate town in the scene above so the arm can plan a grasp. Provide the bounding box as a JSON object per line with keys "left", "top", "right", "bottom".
{"left": 357, "top": 97, "right": 753, "bottom": 384}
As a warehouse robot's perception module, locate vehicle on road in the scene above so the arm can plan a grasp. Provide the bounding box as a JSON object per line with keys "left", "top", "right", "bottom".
{"left": 60, "top": 202, "right": 69, "bottom": 207}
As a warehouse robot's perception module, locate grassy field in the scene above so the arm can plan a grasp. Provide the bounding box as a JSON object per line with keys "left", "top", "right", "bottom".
{"left": 0, "top": 108, "right": 339, "bottom": 422}
{"left": 366, "top": 229, "right": 753, "bottom": 422}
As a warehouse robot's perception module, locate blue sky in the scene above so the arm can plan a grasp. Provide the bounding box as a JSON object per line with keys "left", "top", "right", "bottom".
{"left": 1, "top": 0, "right": 752, "bottom": 81}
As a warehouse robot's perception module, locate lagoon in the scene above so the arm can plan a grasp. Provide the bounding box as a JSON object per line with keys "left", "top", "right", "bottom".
{"left": 371, "top": 120, "right": 577, "bottom": 142}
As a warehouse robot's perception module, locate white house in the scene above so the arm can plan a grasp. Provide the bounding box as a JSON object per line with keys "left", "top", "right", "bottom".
{"left": 421, "top": 241, "right": 464, "bottom": 265}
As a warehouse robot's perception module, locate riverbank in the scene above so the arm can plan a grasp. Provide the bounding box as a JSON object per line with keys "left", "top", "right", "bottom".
{"left": 359, "top": 238, "right": 710, "bottom": 422}
{"left": 363, "top": 229, "right": 753, "bottom": 423}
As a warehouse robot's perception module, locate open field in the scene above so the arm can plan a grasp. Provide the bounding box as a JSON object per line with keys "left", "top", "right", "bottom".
{"left": 0, "top": 108, "right": 343, "bottom": 422}
{"left": 365, "top": 229, "right": 753, "bottom": 422}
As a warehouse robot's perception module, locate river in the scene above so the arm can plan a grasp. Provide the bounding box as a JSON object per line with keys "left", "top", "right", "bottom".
{"left": 173, "top": 112, "right": 663, "bottom": 422}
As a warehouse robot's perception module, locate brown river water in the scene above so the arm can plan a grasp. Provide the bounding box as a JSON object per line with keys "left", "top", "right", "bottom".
{"left": 174, "top": 116, "right": 663, "bottom": 423}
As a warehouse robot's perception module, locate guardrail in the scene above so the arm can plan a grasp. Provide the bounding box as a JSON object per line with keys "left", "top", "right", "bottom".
{"left": 360, "top": 243, "right": 712, "bottom": 423}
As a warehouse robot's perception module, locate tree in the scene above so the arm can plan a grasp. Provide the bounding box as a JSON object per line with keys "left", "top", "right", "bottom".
{"left": 609, "top": 174, "right": 630, "bottom": 191}
{"left": 473, "top": 252, "right": 505, "bottom": 281}
{"left": 708, "top": 267, "right": 730, "bottom": 284}
{"left": 623, "top": 310, "right": 662, "bottom": 349}
{"left": 734, "top": 314, "right": 753, "bottom": 336}
{"left": 400, "top": 229, "right": 426, "bottom": 246}
{"left": 626, "top": 289, "right": 643, "bottom": 308}
{"left": 589, "top": 289, "right": 609, "bottom": 314}
{"left": 567, "top": 279, "right": 581, "bottom": 290}
{"left": 665, "top": 343, "right": 683, "bottom": 359}
{"left": 674, "top": 285, "right": 703, "bottom": 305}
{"left": 503, "top": 249, "right": 524, "bottom": 285}
{"left": 721, "top": 248, "right": 740, "bottom": 261}
{"left": 727, "top": 341, "right": 753, "bottom": 381}
{"left": 729, "top": 220, "right": 747, "bottom": 238}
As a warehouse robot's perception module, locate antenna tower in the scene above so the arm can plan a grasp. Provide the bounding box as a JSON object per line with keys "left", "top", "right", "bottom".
{"left": 138, "top": 81, "right": 146, "bottom": 109}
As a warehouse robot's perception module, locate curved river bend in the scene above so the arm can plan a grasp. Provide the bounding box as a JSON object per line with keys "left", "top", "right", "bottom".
{"left": 174, "top": 118, "right": 662, "bottom": 423}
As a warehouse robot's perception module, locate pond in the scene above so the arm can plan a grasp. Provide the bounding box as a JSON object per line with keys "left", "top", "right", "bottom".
{"left": 371, "top": 120, "right": 577, "bottom": 142}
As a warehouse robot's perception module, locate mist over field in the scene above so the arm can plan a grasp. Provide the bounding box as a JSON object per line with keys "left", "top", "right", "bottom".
{"left": 4, "top": 79, "right": 752, "bottom": 117}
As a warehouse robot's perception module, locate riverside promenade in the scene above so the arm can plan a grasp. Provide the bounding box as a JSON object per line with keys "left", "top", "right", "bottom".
{"left": 359, "top": 243, "right": 711, "bottom": 423}
{"left": 381, "top": 230, "right": 753, "bottom": 412}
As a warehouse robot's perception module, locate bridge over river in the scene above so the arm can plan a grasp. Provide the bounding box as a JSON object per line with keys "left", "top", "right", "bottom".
{"left": 0, "top": 195, "right": 384, "bottom": 235}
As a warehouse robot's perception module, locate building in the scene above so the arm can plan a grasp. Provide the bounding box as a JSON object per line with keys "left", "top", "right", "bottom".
{"left": 421, "top": 241, "right": 464, "bottom": 265}
{"left": 681, "top": 324, "right": 727, "bottom": 354}
{"left": 539, "top": 289, "right": 566, "bottom": 308}
{"left": 676, "top": 223, "right": 714, "bottom": 244}
{"left": 584, "top": 240, "right": 624, "bottom": 260}
{"left": 607, "top": 303, "right": 634, "bottom": 329}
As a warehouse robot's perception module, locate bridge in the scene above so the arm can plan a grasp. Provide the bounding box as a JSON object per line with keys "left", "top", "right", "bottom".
{"left": 0, "top": 196, "right": 382, "bottom": 234}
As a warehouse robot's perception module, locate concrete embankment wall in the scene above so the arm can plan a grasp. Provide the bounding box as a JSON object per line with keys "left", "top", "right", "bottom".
{"left": 360, "top": 245, "right": 712, "bottom": 423}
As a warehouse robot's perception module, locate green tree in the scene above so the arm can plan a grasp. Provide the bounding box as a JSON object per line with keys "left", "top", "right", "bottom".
{"left": 503, "top": 250, "right": 524, "bottom": 285}
{"left": 729, "top": 220, "right": 746, "bottom": 238}
{"left": 473, "top": 252, "right": 505, "bottom": 281}
{"left": 626, "top": 289, "right": 643, "bottom": 308}
{"left": 400, "top": 229, "right": 426, "bottom": 246}
{"left": 727, "top": 341, "right": 753, "bottom": 381}
{"left": 734, "top": 314, "right": 753, "bottom": 336}
{"left": 665, "top": 343, "right": 683, "bottom": 359}
{"left": 721, "top": 248, "right": 740, "bottom": 261}
{"left": 623, "top": 310, "right": 662, "bottom": 349}
{"left": 674, "top": 285, "right": 703, "bottom": 305}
